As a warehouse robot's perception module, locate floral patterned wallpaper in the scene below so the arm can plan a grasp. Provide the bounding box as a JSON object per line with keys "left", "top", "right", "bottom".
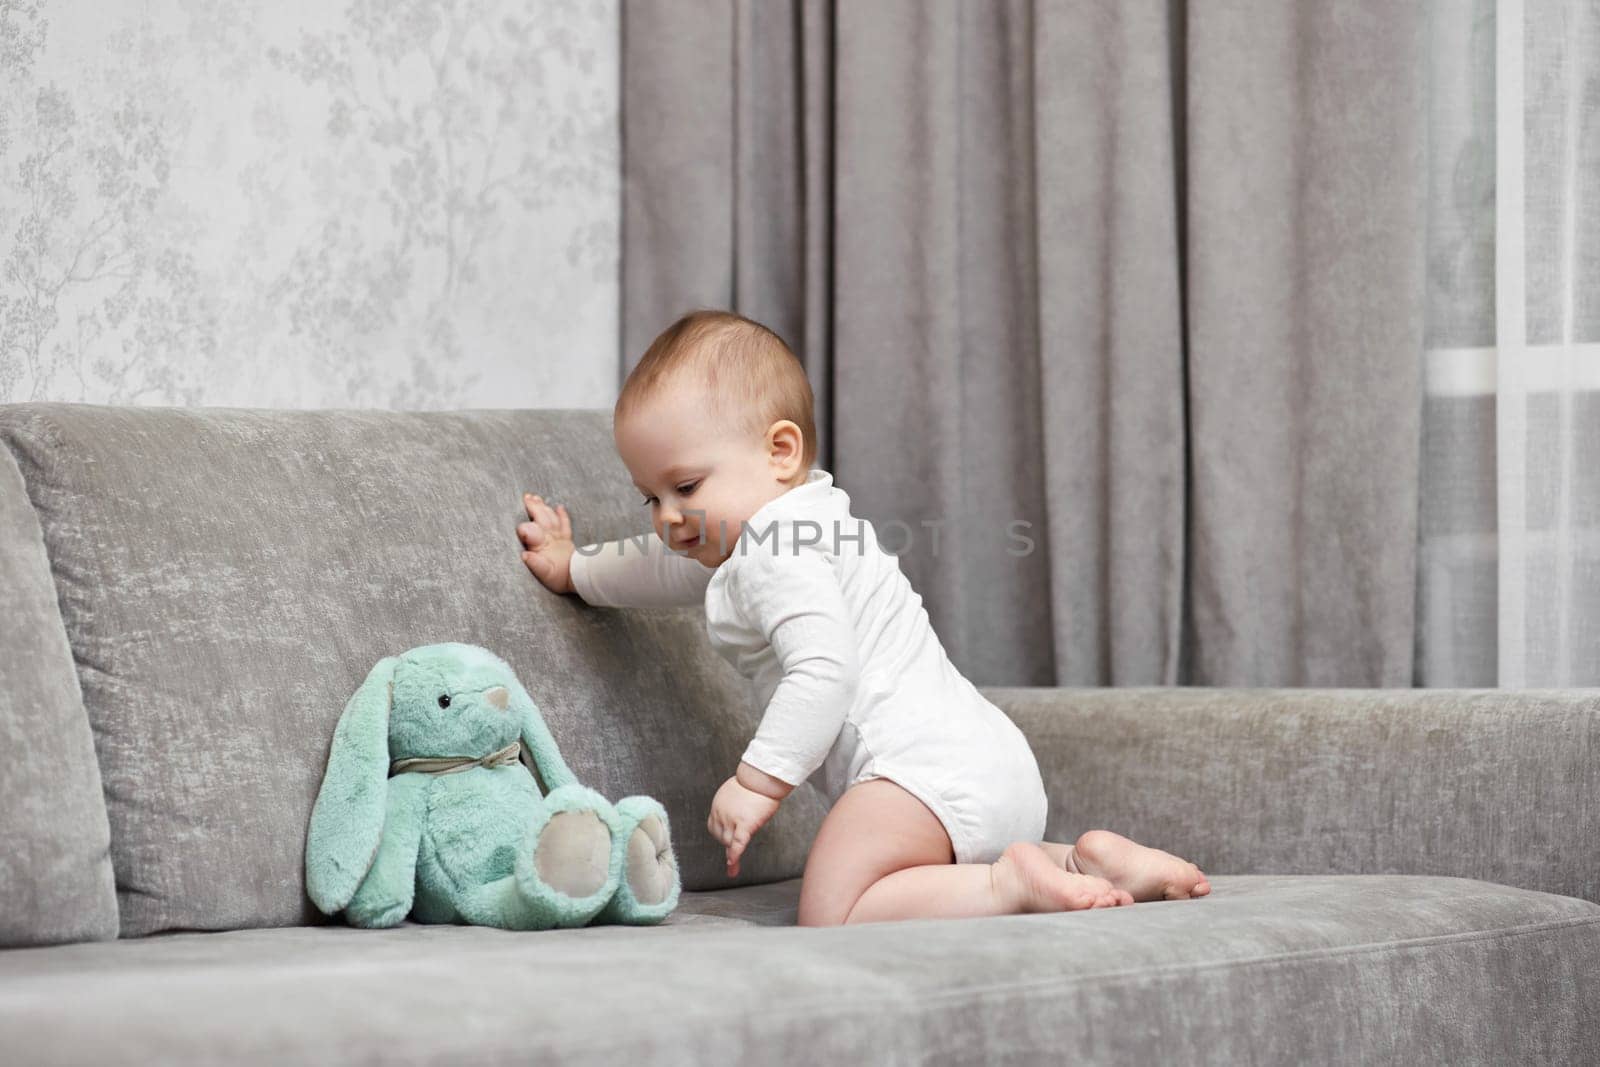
{"left": 0, "top": 0, "right": 619, "bottom": 409}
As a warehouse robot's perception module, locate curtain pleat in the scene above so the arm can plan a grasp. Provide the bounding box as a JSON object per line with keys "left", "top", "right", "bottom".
{"left": 1035, "top": 1, "right": 1188, "bottom": 685}
{"left": 1182, "top": 4, "right": 1429, "bottom": 685}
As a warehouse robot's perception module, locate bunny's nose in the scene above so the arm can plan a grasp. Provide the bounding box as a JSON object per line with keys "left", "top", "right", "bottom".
{"left": 485, "top": 686, "right": 509, "bottom": 710}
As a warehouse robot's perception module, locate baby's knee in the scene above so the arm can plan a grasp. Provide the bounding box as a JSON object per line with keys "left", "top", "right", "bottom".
{"left": 796, "top": 881, "right": 856, "bottom": 927}
{"left": 796, "top": 906, "right": 847, "bottom": 928}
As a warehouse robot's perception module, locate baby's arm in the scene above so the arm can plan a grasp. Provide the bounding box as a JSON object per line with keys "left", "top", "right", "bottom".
{"left": 569, "top": 530, "right": 715, "bottom": 608}
{"left": 518, "top": 492, "right": 712, "bottom": 607}
{"left": 710, "top": 549, "right": 861, "bottom": 876}
{"left": 733, "top": 548, "right": 861, "bottom": 787}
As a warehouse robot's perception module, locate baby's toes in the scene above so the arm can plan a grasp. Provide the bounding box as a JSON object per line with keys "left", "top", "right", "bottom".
{"left": 1162, "top": 861, "right": 1207, "bottom": 900}
{"left": 1092, "top": 879, "right": 1124, "bottom": 908}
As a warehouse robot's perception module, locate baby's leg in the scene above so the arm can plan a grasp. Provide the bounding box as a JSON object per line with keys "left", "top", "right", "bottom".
{"left": 1040, "top": 832, "right": 1211, "bottom": 901}
{"left": 796, "top": 778, "right": 1132, "bottom": 926}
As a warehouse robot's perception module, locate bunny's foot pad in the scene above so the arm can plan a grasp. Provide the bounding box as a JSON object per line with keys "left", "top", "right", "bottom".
{"left": 516, "top": 783, "right": 623, "bottom": 928}
{"left": 534, "top": 809, "right": 612, "bottom": 898}
{"left": 596, "top": 795, "right": 681, "bottom": 925}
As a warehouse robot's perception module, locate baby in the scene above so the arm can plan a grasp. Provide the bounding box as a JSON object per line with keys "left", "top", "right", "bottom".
{"left": 517, "top": 309, "right": 1211, "bottom": 926}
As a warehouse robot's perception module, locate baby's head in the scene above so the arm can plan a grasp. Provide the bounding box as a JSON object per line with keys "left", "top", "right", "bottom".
{"left": 614, "top": 309, "right": 816, "bottom": 568}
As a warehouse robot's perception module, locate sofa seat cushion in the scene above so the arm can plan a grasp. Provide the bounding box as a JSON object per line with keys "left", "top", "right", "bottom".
{"left": 2, "top": 875, "right": 1596, "bottom": 1064}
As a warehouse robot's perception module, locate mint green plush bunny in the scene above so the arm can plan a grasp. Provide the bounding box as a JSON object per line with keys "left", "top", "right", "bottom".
{"left": 305, "top": 642, "right": 680, "bottom": 929}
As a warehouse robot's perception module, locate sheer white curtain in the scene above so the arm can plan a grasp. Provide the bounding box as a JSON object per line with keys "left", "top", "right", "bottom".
{"left": 1419, "top": 0, "right": 1600, "bottom": 686}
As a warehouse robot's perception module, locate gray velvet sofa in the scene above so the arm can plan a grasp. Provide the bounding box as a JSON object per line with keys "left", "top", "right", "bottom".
{"left": 1, "top": 402, "right": 1597, "bottom": 1065}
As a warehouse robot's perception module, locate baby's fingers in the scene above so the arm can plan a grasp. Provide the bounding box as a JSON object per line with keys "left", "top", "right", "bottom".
{"left": 523, "top": 493, "right": 561, "bottom": 531}
{"left": 522, "top": 550, "right": 553, "bottom": 582}
{"left": 556, "top": 503, "right": 572, "bottom": 540}
{"left": 726, "top": 829, "right": 750, "bottom": 875}
{"left": 517, "top": 520, "right": 546, "bottom": 549}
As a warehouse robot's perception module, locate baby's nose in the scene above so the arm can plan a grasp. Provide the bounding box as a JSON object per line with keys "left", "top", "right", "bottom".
{"left": 484, "top": 686, "right": 509, "bottom": 710}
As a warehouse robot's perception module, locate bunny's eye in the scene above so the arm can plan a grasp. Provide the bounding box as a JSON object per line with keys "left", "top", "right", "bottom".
{"left": 437, "top": 694, "right": 451, "bottom": 709}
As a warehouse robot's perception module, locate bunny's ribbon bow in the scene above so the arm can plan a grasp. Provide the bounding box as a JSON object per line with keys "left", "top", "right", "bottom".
{"left": 389, "top": 740, "right": 522, "bottom": 778}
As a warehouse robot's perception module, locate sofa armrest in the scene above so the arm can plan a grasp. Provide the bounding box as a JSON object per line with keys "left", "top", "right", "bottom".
{"left": 982, "top": 686, "right": 1600, "bottom": 903}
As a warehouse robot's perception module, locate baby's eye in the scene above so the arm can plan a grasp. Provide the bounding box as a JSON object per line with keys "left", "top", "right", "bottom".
{"left": 677, "top": 481, "right": 700, "bottom": 497}
{"left": 437, "top": 694, "right": 451, "bottom": 709}
{"left": 639, "top": 495, "right": 656, "bottom": 507}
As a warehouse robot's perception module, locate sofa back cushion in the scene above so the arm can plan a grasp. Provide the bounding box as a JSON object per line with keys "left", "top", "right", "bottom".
{"left": 0, "top": 404, "right": 825, "bottom": 937}
{"left": 0, "top": 444, "right": 119, "bottom": 945}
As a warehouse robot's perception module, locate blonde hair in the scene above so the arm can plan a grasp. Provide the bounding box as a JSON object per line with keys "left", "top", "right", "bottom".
{"left": 617, "top": 309, "right": 817, "bottom": 476}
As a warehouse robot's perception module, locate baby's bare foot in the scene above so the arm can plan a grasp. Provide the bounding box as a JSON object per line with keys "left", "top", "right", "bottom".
{"left": 1065, "top": 830, "right": 1211, "bottom": 902}
{"left": 991, "top": 841, "right": 1134, "bottom": 914}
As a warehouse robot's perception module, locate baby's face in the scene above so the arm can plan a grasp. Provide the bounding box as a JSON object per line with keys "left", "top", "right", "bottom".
{"left": 615, "top": 379, "right": 800, "bottom": 568}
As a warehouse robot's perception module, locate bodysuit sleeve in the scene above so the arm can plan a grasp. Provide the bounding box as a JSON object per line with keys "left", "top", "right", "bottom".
{"left": 729, "top": 547, "right": 862, "bottom": 787}
{"left": 567, "top": 531, "right": 716, "bottom": 608}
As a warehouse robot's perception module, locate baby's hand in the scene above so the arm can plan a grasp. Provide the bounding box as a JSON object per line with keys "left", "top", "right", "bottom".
{"left": 708, "top": 775, "right": 781, "bottom": 878}
{"left": 518, "top": 493, "right": 576, "bottom": 595}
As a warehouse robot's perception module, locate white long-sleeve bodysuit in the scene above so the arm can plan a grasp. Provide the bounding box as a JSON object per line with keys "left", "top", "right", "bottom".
{"left": 567, "top": 468, "right": 1047, "bottom": 864}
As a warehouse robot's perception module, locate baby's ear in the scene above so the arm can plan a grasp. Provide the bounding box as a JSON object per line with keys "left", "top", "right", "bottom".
{"left": 305, "top": 655, "right": 400, "bottom": 915}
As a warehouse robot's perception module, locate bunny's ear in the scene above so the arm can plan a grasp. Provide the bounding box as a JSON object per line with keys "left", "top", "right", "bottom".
{"left": 510, "top": 674, "right": 579, "bottom": 795}
{"left": 305, "top": 655, "right": 400, "bottom": 916}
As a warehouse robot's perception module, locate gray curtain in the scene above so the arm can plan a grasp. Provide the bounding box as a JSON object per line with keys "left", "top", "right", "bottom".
{"left": 622, "top": 0, "right": 1429, "bottom": 688}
